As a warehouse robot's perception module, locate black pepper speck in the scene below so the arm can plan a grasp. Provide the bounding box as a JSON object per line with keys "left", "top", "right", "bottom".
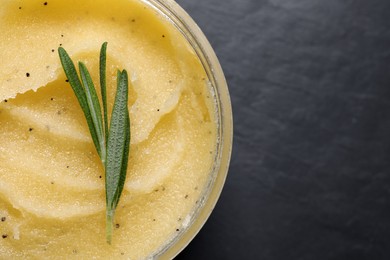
{"left": 115, "top": 223, "right": 120, "bottom": 229}
{"left": 29, "top": 127, "right": 33, "bottom": 132}
{"left": 1, "top": 217, "right": 6, "bottom": 222}
{"left": 43, "top": 2, "right": 48, "bottom": 6}
{"left": 2, "top": 234, "right": 7, "bottom": 239}
{"left": 26, "top": 73, "right": 30, "bottom": 77}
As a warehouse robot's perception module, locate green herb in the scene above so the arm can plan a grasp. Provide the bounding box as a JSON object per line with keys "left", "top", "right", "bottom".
{"left": 58, "top": 43, "right": 130, "bottom": 244}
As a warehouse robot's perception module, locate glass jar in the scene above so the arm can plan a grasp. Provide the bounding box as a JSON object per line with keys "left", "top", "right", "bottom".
{"left": 142, "top": 0, "right": 233, "bottom": 258}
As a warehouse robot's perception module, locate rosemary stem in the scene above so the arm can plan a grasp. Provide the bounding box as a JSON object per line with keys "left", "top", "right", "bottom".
{"left": 106, "top": 209, "right": 114, "bottom": 244}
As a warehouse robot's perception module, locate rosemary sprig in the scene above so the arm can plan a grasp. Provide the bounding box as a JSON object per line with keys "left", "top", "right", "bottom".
{"left": 58, "top": 43, "right": 130, "bottom": 244}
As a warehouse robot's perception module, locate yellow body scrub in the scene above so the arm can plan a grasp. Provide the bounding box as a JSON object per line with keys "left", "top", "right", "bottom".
{"left": 0, "top": 0, "right": 231, "bottom": 258}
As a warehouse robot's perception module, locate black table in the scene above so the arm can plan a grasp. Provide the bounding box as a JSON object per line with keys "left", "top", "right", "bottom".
{"left": 176, "top": 0, "right": 390, "bottom": 259}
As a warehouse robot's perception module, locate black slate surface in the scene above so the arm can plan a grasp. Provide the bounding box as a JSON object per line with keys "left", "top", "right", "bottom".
{"left": 175, "top": 0, "right": 390, "bottom": 259}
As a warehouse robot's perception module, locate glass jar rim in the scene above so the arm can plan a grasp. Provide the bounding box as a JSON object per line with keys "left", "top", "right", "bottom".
{"left": 141, "top": 0, "right": 233, "bottom": 259}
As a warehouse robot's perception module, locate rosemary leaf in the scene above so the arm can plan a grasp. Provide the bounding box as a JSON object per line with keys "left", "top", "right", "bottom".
{"left": 100, "top": 42, "right": 109, "bottom": 145}
{"left": 58, "top": 47, "right": 101, "bottom": 157}
{"left": 79, "top": 62, "right": 105, "bottom": 161}
{"left": 105, "top": 70, "right": 130, "bottom": 244}
{"left": 112, "top": 83, "right": 130, "bottom": 212}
